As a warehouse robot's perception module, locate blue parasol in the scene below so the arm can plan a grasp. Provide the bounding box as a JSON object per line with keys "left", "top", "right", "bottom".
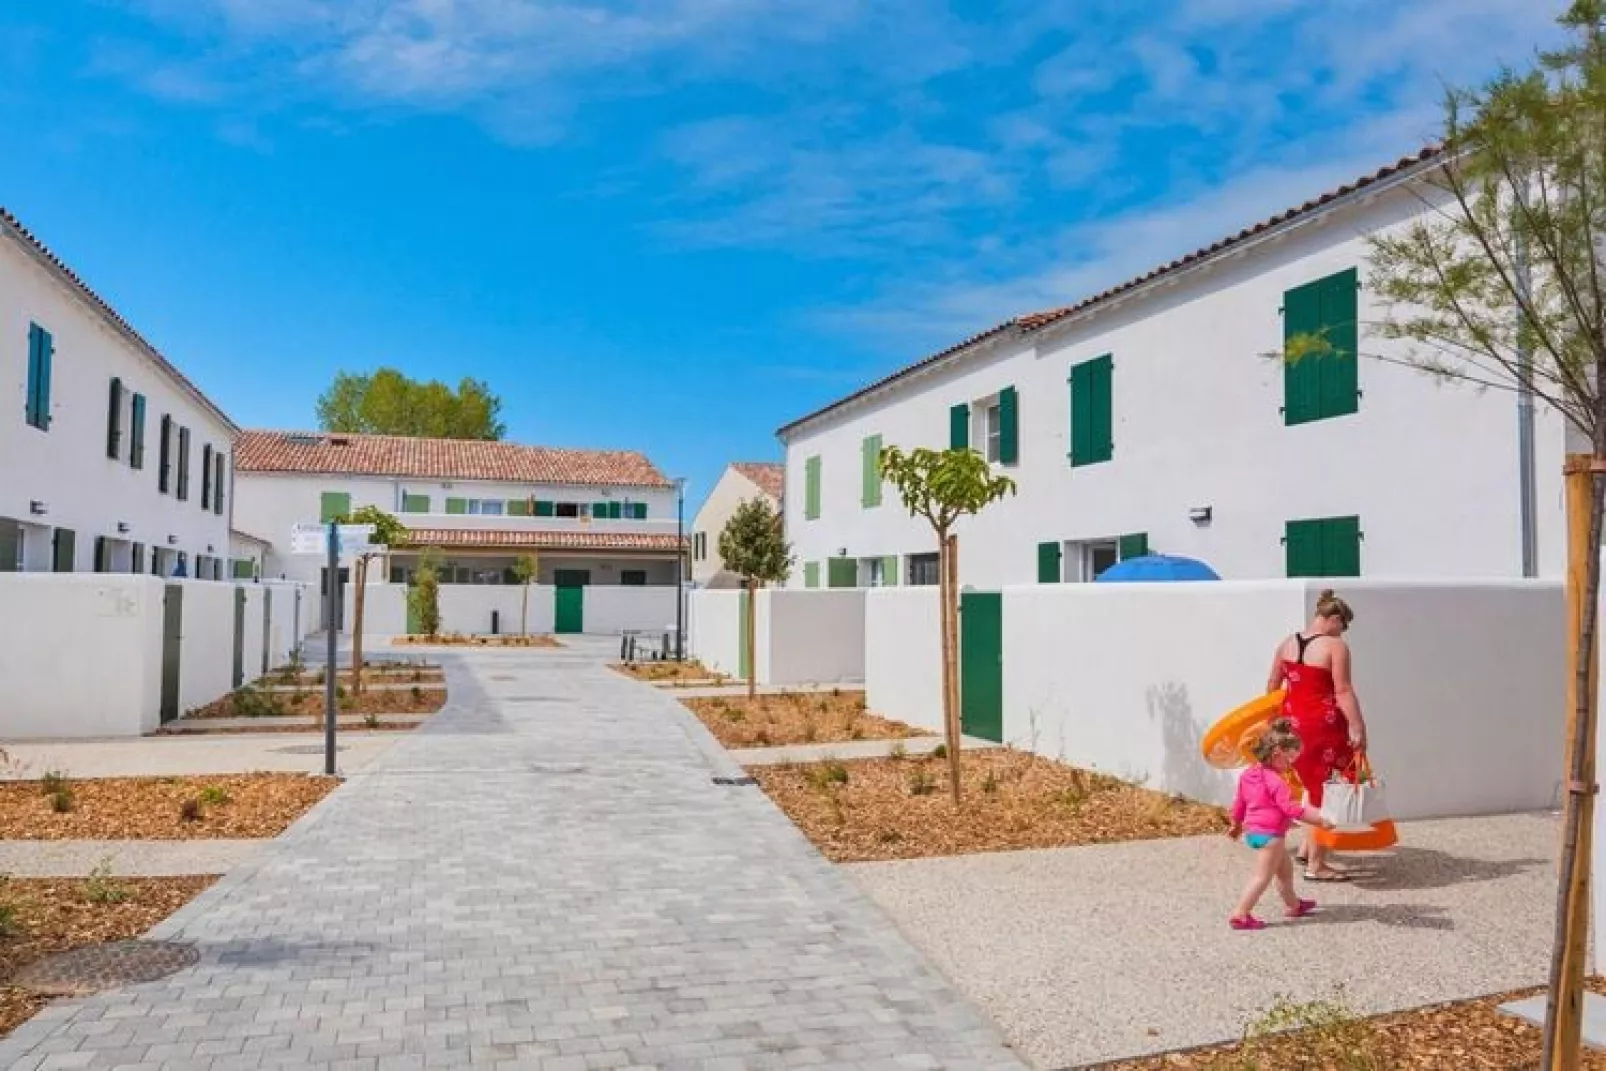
{"left": 1095, "top": 554, "right": 1221, "bottom": 583}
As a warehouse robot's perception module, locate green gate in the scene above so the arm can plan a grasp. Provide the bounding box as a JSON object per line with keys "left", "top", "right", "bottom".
{"left": 959, "top": 591, "right": 1003, "bottom": 743}
{"left": 554, "top": 569, "right": 589, "bottom": 634}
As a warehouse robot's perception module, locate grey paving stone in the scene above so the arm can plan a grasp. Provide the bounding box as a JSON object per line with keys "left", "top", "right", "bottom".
{"left": 0, "top": 645, "right": 1022, "bottom": 1069}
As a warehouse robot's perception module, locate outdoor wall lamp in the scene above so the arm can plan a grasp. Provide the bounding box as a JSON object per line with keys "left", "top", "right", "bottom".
{"left": 117, "top": 522, "right": 131, "bottom": 534}
{"left": 167, "top": 535, "right": 178, "bottom": 545}
{"left": 1188, "top": 506, "right": 1213, "bottom": 525}
{"left": 206, "top": 544, "right": 214, "bottom": 553}
{"left": 28, "top": 500, "right": 47, "bottom": 516}
{"left": 837, "top": 547, "right": 848, "bottom": 557}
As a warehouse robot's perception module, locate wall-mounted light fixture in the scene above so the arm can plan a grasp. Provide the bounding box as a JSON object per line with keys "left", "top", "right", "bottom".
{"left": 117, "top": 522, "right": 131, "bottom": 534}
{"left": 1188, "top": 506, "right": 1213, "bottom": 526}
{"left": 836, "top": 547, "right": 848, "bottom": 557}
{"left": 167, "top": 535, "right": 178, "bottom": 545}
{"left": 28, "top": 501, "right": 47, "bottom": 516}
{"left": 206, "top": 544, "right": 215, "bottom": 554}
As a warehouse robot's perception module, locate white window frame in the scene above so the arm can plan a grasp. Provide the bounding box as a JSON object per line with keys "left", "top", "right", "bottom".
{"left": 1067, "top": 539, "right": 1119, "bottom": 582}
{"left": 907, "top": 552, "right": 940, "bottom": 586}
{"left": 862, "top": 557, "right": 885, "bottom": 588}
{"left": 984, "top": 402, "right": 1003, "bottom": 463}
{"left": 465, "top": 499, "right": 505, "bottom": 516}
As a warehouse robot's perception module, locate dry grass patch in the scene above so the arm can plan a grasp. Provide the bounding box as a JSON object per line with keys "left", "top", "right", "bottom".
{"left": 0, "top": 875, "right": 216, "bottom": 1039}
{"left": 0, "top": 774, "right": 337, "bottom": 840}
{"left": 187, "top": 684, "right": 446, "bottom": 719}
{"left": 1109, "top": 983, "right": 1606, "bottom": 1070}
{"left": 393, "top": 633, "right": 559, "bottom": 648}
{"left": 748, "top": 749, "right": 1226, "bottom": 862}
{"left": 613, "top": 660, "right": 725, "bottom": 684}
{"left": 684, "top": 691, "right": 914, "bottom": 748}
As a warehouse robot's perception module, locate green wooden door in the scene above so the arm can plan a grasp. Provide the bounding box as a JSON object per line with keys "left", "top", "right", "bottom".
{"left": 737, "top": 588, "right": 751, "bottom": 679}
{"left": 960, "top": 591, "right": 1004, "bottom": 743}
{"left": 554, "top": 569, "right": 589, "bottom": 634}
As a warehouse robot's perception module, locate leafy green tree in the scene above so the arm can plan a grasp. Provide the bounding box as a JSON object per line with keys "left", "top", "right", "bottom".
{"left": 1350, "top": 6, "right": 1606, "bottom": 1061}
{"left": 512, "top": 553, "right": 540, "bottom": 636}
{"left": 339, "top": 506, "right": 408, "bottom": 697}
{"left": 408, "top": 547, "right": 444, "bottom": 640}
{"left": 880, "top": 445, "right": 1014, "bottom": 804}
{"left": 317, "top": 367, "right": 506, "bottom": 440}
{"left": 718, "top": 497, "right": 793, "bottom": 698}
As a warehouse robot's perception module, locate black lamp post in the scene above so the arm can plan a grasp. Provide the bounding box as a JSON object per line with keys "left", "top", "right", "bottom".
{"left": 674, "top": 477, "right": 686, "bottom": 660}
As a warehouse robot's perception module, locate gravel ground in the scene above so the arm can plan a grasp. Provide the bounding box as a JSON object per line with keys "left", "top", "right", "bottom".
{"left": 0, "top": 733, "right": 401, "bottom": 780}
{"left": 848, "top": 812, "right": 1558, "bottom": 1069}
{"left": 0, "top": 838, "right": 261, "bottom": 876}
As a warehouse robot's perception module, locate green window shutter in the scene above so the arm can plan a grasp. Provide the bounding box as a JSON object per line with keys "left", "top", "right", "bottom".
{"left": 320, "top": 491, "right": 352, "bottom": 522}
{"left": 592, "top": 501, "right": 610, "bottom": 519}
{"left": 232, "top": 559, "right": 255, "bottom": 579}
{"left": 201, "top": 444, "right": 213, "bottom": 508}
{"left": 176, "top": 427, "right": 190, "bottom": 500}
{"left": 403, "top": 493, "right": 431, "bottom": 513}
{"left": 805, "top": 456, "right": 821, "bottom": 520}
{"left": 1323, "top": 515, "right": 1362, "bottom": 577}
{"left": 608, "top": 501, "right": 624, "bottom": 519}
{"left": 861, "top": 434, "right": 883, "bottom": 508}
{"left": 881, "top": 555, "right": 898, "bottom": 586}
{"left": 24, "top": 325, "right": 40, "bottom": 428}
{"left": 1037, "top": 541, "right": 1062, "bottom": 583}
{"left": 630, "top": 502, "right": 648, "bottom": 519}
{"left": 998, "top": 386, "right": 1019, "bottom": 464}
{"left": 444, "top": 497, "right": 467, "bottom": 515}
{"left": 1070, "top": 357, "right": 1113, "bottom": 466}
{"left": 1285, "top": 519, "right": 1322, "bottom": 577}
{"left": 827, "top": 557, "right": 858, "bottom": 588}
{"left": 26, "top": 324, "right": 52, "bottom": 430}
{"left": 106, "top": 378, "right": 123, "bottom": 459}
{"left": 950, "top": 403, "right": 970, "bottom": 450}
{"left": 1118, "top": 533, "right": 1149, "bottom": 560}
{"left": 1320, "top": 269, "right": 1360, "bottom": 420}
{"left": 130, "top": 394, "right": 146, "bottom": 469}
{"left": 504, "top": 498, "right": 529, "bottom": 516}
{"left": 158, "top": 415, "right": 172, "bottom": 492}
{"left": 214, "top": 454, "right": 225, "bottom": 515}
{"left": 534, "top": 500, "right": 554, "bottom": 517}
{"left": 804, "top": 562, "right": 820, "bottom": 589}
{"left": 1068, "top": 362, "right": 1089, "bottom": 463}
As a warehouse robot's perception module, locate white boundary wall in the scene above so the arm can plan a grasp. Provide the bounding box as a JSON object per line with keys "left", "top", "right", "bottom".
{"left": 689, "top": 590, "right": 744, "bottom": 677}
{"left": 689, "top": 589, "right": 866, "bottom": 684}
{"left": 176, "top": 580, "right": 235, "bottom": 718}
{"left": 344, "top": 583, "right": 680, "bottom": 637}
{"left": 867, "top": 579, "right": 1565, "bottom": 822}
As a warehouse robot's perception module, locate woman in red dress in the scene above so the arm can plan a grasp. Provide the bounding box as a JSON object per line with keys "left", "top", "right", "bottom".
{"left": 1266, "top": 590, "right": 1369, "bottom": 882}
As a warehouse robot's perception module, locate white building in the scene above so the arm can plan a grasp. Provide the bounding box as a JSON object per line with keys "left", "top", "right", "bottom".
{"left": 0, "top": 208, "right": 237, "bottom": 579}
{"left": 233, "top": 431, "right": 686, "bottom": 628}
{"left": 691, "top": 461, "right": 783, "bottom": 588}
{"left": 777, "top": 149, "right": 1568, "bottom": 589}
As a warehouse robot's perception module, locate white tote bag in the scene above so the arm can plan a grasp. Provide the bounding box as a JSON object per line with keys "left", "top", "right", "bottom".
{"left": 1321, "top": 772, "right": 1391, "bottom": 832}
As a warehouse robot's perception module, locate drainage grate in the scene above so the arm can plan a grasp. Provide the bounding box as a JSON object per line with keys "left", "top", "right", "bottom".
{"left": 11, "top": 940, "right": 199, "bottom": 997}
{"left": 712, "top": 776, "right": 758, "bottom": 787}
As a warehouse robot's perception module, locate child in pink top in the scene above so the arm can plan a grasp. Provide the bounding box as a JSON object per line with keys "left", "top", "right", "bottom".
{"left": 1227, "top": 718, "right": 1335, "bottom": 931}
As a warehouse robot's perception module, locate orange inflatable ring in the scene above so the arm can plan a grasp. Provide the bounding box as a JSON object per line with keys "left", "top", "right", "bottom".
{"left": 1200, "top": 690, "right": 1286, "bottom": 770}
{"left": 1313, "top": 820, "right": 1398, "bottom": 852}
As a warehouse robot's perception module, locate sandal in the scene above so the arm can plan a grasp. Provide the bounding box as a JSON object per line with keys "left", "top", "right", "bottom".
{"left": 1286, "top": 899, "right": 1318, "bottom": 918}
{"left": 1229, "top": 915, "right": 1267, "bottom": 931}
{"left": 1304, "top": 868, "right": 1351, "bottom": 883}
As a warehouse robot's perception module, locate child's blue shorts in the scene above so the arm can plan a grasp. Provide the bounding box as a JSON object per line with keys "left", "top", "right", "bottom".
{"left": 1244, "top": 832, "right": 1280, "bottom": 850}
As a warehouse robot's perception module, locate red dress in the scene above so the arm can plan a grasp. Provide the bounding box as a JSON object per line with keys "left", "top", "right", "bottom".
{"left": 1281, "top": 633, "right": 1353, "bottom": 807}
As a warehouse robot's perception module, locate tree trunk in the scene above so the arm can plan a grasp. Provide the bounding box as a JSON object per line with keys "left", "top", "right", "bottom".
{"left": 350, "top": 557, "right": 367, "bottom": 699}
{"left": 747, "top": 579, "right": 758, "bottom": 701}
{"left": 521, "top": 582, "right": 530, "bottom": 637}
{"left": 940, "top": 531, "right": 963, "bottom": 806}
{"left": 1544, "top": 453, "right": 1605, "bottom": 1069}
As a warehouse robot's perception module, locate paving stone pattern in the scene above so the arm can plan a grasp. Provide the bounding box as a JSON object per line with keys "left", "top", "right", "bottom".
{"left": 0, "top": 645, "right": 1024, "bottom": 1070}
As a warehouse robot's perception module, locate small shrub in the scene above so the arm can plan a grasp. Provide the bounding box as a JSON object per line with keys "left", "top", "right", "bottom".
{"left": 931, "top": 743, "right": 948, "bottom": 760}
{"left": 802, "top": 720, "right": 818, "bottom": 743}
{"left": 1236, "top": 990, "right": 1380, "bottom": 1071}
{"left": 830, "top": 687, "right": 841, "bottom": 698}
{"left": 753, "top": 729, "right": 771, "bottom": 747}
{"left": 888, "top": 741, "right": 908, "bottom": 762}
{"left": 805, "top": 762, "right": 849, "bottom": 790}
{"left": 49, "top": 787, "right": 75, "bottom": 813}
{"left": 179, "top": 798, "right": 203, "bottom": 823}
{"left": 981, "top": 770, "right": 1000, "bottom": 795}
{"left": 198, "top": 785, "right": 231, "bottom": 807}
{"left": 338, "top": 692, "right": 356, "bottom": 712}
{"left": 84, "top": 860, "right": 130, "bottom": 905}
{"left": 363, "top": 713, "right": 380, "bottom": 729}
{"left": 816, "top": 699, "right": 830, "bottom": 713}
{"left": 849, "top": 726, "right": 865, "bottom": 741}
{"left": 233, "top": 685, "right": 285, "bottom": 719}
{"left": 40, "top": 770, "right": 68, "bottom": 796}
{"left": 411, "top": 685, "right": 423, "bottom": 700}
{"left": 334, "top": 684, "right": 347, "bottom": 700}
{"left": 907, "top": 768, "right": 936, "bottom": 797}
{"left": 720, "top": 708, "right": 745, "bottom": 723}
{"left": 0, "top": 901, "right": 16, "bottom": 937}
{"left": 876, "top": 828, "right": 904, "bottom": 845}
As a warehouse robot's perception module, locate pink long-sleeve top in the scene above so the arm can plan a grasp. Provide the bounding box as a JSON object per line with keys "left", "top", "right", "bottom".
{"left": 1231, "top": 764, "right": 1309, "bottom": 837}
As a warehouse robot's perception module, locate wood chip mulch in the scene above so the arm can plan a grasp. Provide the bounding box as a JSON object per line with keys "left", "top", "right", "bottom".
{"left": 392, "top": 634, "right": 560, "bottom": 647}
{"left": 267, "top": 667, "right": 445, "bottom": 687}
{"left": 748, "top": 749, "right": 1227, "bottom": 862}
{"left": 1106, "top": 981, "right": 1606, "bottom": 1069}
{"left": 683, "top": 692, "right": 917, "bottom": 748}
{"left": 0, "top": 876, "right": 216, "bottom": 1038}
{"left": 0, "top": 775, "right": 338, "bottom": 840}
{"left": 186, "top": 686, "right": 446, "bottom": 719}
{"left": 612, "top": 661, "right": 725, "bottom": 684}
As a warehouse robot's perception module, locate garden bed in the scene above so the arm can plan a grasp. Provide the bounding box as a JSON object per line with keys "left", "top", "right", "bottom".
{"left": 186, "top": 684, "right": 446, "bottom": 719}
{"left": 265, "top": 663, "right": 444, "bottom": 687}
{"left": 1108, "top": 983, "right": 1606, "bottom": 1070}
{"left": 683, "top": 691, "right": 916, "bottom": 748}
{"left": 748, "top": 749, "right": 1226, "bottom": 862}
{"left": 613, "top": 661, "right": 725, "bottom": 684}
{"left": 392, "top": 633, "right": 560, "bottom": 648}
{"left": 0, "top": 775, "right": 338, "bottom": 840}
{"left": 160, "top": 719, "right": 425, "bottom": 736}
{"left": 0, "top": 876, "right": 217, "bottom": 1038}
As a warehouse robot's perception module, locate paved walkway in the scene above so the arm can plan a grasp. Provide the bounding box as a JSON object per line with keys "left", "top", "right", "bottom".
{"left": 0, "top": 839, "right": 262, "bottom": 878}
{"left": 851, "top": 812, "right": 1559, "bottom": 1068}
{"left": 0, "top": 645, "right": 1023, "bottom": 1070}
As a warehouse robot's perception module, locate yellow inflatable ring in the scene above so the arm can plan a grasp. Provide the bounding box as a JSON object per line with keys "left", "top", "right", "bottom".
{"left": 1200, "top": 689, "right": 1286, "bottom": 770}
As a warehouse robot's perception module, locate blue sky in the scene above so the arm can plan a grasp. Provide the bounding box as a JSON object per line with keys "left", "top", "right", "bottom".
{"left": 0, "top": 0, "right": 1564, "bottom": 502}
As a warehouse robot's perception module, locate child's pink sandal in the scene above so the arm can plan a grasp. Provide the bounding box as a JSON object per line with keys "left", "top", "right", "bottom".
{"left": 1229, "top": 915, "right": 1267, "bottom": 931}
{"left": 1286, "top": 899, "right": 1317, "bottom": 919}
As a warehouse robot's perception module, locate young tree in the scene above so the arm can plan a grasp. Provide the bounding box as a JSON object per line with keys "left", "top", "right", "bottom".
{"left": 717, "top": 497, "right": 793, "bottom": 699}
{"left": 1347, "top": 6, "right": 1606, "bottom": 1060}
{"left": 512, "top": 553, "right": 540, "bottom": 636}
{"left": 408, "top": 547, "right": 444, "bottom": 640}
{"left": 879, "top": 445, "right": 1014, "bottom": 804}
{"left": 317, "top": 367, "right": 506, "bottom": 440}
{"left": 340, "top": 506, "right": 408, "bottom": 698}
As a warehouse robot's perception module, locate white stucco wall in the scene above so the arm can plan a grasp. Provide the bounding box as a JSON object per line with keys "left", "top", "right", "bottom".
{"left": 781, "top": 182, "right": 1567, "bottom": 587}
{"left": 0, "top": 233, "right": 236, "bottom": 574}
{"left": 239, "top": 585, "right": 264, "bottom": 684}
{"left": 343, "top": 582, "right": 676, "bottom": 637}
{"left": 690, "top": 467, "right": 776, "bottom": 588}
{"left": 0, "top": 574, "right": 163, "bottom": 738}
{"left": 177, "top": 579, "right": 235, "bottom": 717}
{"left": 766, "top": 590, "right": 866, "bottom": 684}
{"left": 689, "top": 590, "right": 744, "bottom": 676}
{"left": 865, "top": 588, "right": 944, "bottom": 735}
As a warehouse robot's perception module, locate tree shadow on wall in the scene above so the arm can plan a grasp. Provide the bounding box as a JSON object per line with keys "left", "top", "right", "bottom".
{"left": 1147, "top": 681, "right": 1230, "bottom": 803}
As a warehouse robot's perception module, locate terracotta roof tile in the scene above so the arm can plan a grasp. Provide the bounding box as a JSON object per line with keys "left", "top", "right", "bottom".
{"left": 731, "top": 462, "right": 785, "bottom": 500}
{"left": 398, "top": 528, "right": 684, "bottom": 552}
{"left": 0, "top": 207, "right": 238, "bottom": 434}
{"left": 235, "top": 430, "right": 671, "bottom": 488}
{"left": 777, "top": 146, "right": 1444, "bottom": 437}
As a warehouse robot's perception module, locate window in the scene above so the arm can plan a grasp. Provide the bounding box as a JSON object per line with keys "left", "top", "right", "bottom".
{"left": 861, "top": 434, "right": 883, "bottom": 508}
{"left": 1062, "top": 533, "right": 1146, "bottom": 581}
{"left": 1069, "top": 355, "right": 1113, "bottom": 466}
{"left": 1285, "top": 515, "right": 1361, "bottom": 578}
{"left": 1283, "top": 268, "right": 1359, "bottom": 425}
{"left": 555, "top": 502, "right": 580, "bottom": 518}
{"left": 176, "top": 427, "right": 191, "bottom": 501}
{"left": 984, "top": 403, "right": 1002, "bottom": 462}
{"left": 107, "top": 378, "right": 124, "bottom": 459}
{"left": 25, "top": 323, "right": 52, "bottom": 431}
{"left": 864, "top": 557, "right": 884, "bottom": 587}
{"left": 621, "top": 570, "right": 647, "bottom": 586}
{"left": 158, "top": 416, "right": 173, "bottom": 493}
{"left": 907, "top": 553, "right": 940, "bottom": 586}
{"left": 319, "top": 491, "right": 351, "bottom": 522}
{"left": 591, "top": 500, "right": 624, "bottom": 520}
{"left": 401, "top": 493, "right": 430, "bottom": 513}
{"left": 52, "top": 528, "right": 75, "bottom": 573}
{"left": 860, "top": 555, "right": 898, "bottom": 587}
{"left": 694, "top": 532, "right": 707, "bottom": 560}
{"left": 506, "top": 498, "right": 531, "bottom": 516}
{"left": 804, "top": 456, "right": 822, "bottom": 520}
{"left": 93, "top": 536, "right": 110, "bottom": 573}
{"left": 131, "top": 543, "right": 144, "bottom": 574}
{"left": 130, "top": 394, "right": 146, "bottom": 469}
{"left": 1075, "top": 540, "right": 1119, "bottom": 582}
{"left": 201, "top": 444, "right": 213, "bottom": 508}
{"left": 466, "top": 499, "right": 504, "bottom": 516}
{"left": 213, "top": 453, "right": 225, "bottom": 515}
